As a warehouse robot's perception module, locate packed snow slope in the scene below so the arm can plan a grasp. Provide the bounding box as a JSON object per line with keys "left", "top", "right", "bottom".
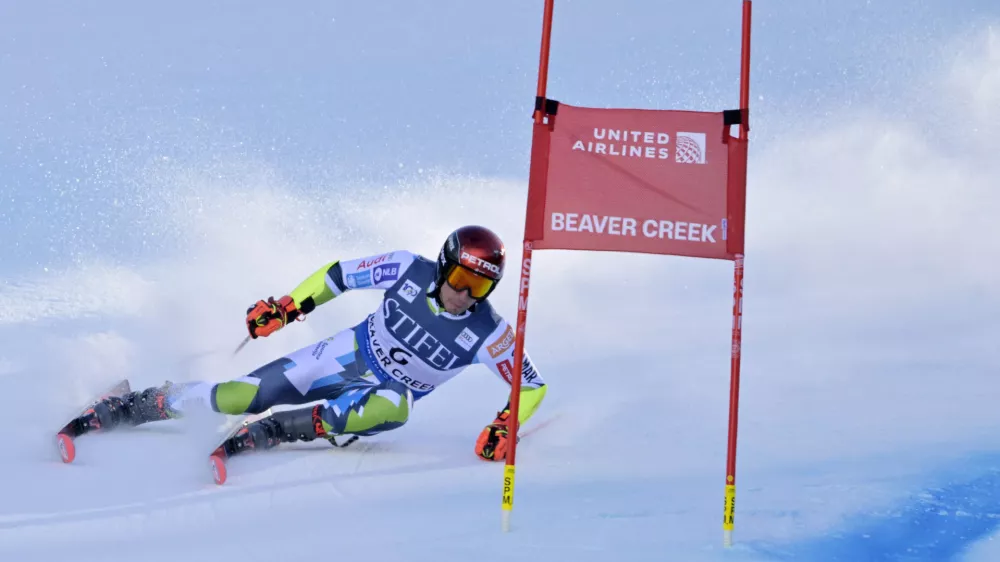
{"left": 1, "top": 3, "right": 999, "bottom": 561}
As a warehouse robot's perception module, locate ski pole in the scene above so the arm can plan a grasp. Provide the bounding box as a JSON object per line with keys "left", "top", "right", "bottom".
{"left": 233, "top": 335, "right": 251, "bottom": 356}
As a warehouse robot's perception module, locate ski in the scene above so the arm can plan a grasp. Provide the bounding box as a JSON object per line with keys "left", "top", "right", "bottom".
{"left": 55, "top": 378, "right": 132, "bottom": 464}
{"left": 208, "top": 408, "right": 360, "bottom": 486}
{"left": 207, "top": 414, "right": 560, "bottom": 486}
{"left": 207, "top": 408, "right": 273, "bottom": 486}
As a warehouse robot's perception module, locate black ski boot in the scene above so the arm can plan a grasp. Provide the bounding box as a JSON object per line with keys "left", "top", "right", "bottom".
{"left": 270, "top": 405, "right": 360, "bottom": 448}
{"left": 56, "top": 381, "right": 183, "bottom": 464}
{"left": 213, "top": 405, "right": 358, "bottom": 459}
{"left": 208, "top": 405, "right": 360, "bottom": 485}
{"left": 213, "top": 416, "right": 284, "bottom": 458}
{"left": 66, "top": 383, "right": 179, "bottom": 439}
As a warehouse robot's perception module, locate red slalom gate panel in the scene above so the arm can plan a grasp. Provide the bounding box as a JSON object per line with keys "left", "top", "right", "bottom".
{"left": 503, "top": 0, "right": 753, "bottom": 548}
{"left": 524, "top": 103, "right": 747, "bottom": 260}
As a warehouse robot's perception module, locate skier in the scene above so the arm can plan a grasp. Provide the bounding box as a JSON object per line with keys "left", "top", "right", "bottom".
{"left": 58, "top": 225, "right": 547, "bottom": 469}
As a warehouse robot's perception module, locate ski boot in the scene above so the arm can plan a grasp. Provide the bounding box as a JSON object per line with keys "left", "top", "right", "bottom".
{"left": 209, "top": 405, "right": 359, "bottom": 485}
{"left": 57, "top": 382, "right": 181, "bottom": 463}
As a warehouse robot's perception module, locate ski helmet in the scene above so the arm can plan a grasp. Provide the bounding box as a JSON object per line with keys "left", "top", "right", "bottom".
{"left": 434, "top": 225, "right": 506, "bottom": 301}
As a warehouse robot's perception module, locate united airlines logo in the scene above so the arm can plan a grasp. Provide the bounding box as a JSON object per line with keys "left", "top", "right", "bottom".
{"left": 572, "top": 128, "right": 670, "bottom": 160}
{"left": 675, "top": 132, "right": 706, "bottom": 164}
{"left": 568, "top": 128, "right": 709, "bottom": 164}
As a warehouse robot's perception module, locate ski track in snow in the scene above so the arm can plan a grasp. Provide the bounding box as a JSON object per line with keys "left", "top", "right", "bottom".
{"left": 5, "top": 417, "right": 1000, "bottom": 561}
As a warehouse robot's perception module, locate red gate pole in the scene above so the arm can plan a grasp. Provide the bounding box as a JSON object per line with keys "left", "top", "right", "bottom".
{"left": 723, "top": 0, "right": 752, "bottom": 548}
{"left": 501, "top": 0, "right": 555, "bottom": 533}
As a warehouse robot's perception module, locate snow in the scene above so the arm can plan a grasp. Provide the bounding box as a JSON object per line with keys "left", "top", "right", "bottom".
{"left": 0, "top": 3, "right": 998, "bottom": 561}
{"left": 963, "top": 532, "right": 1000, "bottom": 562}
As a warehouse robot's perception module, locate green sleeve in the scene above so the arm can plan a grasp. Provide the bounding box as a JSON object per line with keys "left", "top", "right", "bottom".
{"left": 515, "top": 384, "right": 547, "bottom": 424}
{"left": 289, "top": 261, "right": 340, "bottom": 311}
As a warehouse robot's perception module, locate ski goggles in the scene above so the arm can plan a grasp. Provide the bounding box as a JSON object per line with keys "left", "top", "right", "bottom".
{"left": 444, "top": 264, "right": 496, "bottom": 299}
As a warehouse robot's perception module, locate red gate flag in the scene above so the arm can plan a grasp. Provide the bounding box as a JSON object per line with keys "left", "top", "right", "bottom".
{"left": 524, "top": 103, "right": 747, "bottom": 260}
{"left": 502, "top": 0, "right": 753, "bottom": 547}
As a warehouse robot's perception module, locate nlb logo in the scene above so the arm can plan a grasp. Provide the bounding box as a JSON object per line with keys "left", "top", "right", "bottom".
{"left": 373, "top": 263, "right": 400, "bottom": 284}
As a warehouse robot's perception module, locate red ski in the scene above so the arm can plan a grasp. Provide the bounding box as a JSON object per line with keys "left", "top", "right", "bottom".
{"left": 207, "top": 408, "right": 359, "bottom": 486}
{"left": 207, "top": 410, "right": 274, "bottom": 486}
{"left": 55, "top": 379, "right": 132, "bottom": 463}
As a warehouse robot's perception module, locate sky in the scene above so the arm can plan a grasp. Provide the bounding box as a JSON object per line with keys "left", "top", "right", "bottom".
{"left": 0, "top": 1, "right": 999, "bottom": 560}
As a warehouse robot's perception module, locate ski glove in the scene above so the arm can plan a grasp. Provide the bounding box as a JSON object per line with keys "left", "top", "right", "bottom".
{"left": 246, "top": 295, "right": 302, "bottom": 339}
{"left": 475, "top": 409, "right": 519, "bottom": 461}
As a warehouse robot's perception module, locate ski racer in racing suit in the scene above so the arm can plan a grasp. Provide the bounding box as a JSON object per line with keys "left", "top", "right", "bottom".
{"left": 65, "top": 225, "right": 547, "bottom": 463}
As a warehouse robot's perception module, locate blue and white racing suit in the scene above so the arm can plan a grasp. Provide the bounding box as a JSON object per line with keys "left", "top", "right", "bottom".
{"left": 173, "top": 250, "right": 547, "bottom": 439}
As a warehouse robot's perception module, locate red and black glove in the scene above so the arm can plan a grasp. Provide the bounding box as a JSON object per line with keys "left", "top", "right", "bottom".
{"left": 246, "top": 295, "right": 302, "bottom": 339}
{"left": 475, "top": 409, "right": 519, "bottom": 461}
